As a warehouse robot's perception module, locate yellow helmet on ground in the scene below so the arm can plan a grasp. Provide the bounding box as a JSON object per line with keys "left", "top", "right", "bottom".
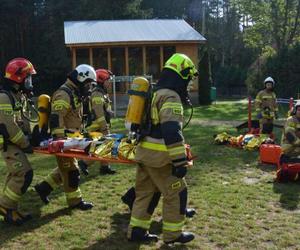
{"left": 164, "top": 53, "right": 198, "bottom": 80}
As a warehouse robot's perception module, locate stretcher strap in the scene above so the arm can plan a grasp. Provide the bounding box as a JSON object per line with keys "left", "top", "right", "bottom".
{"left": 112, "top": 139, "right": 121, "bottom": 157}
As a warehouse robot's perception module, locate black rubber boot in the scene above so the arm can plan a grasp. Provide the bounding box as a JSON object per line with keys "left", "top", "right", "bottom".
{"left": 0, "top": 205, "right": 32, "bottom": 226}
{"left": 78, "top": 160, "right": 89, "bottom": 176}
{"left": 121, "top": 187, "right": 136, "bottom": 210}
{"left": 185, "top": 208, "right": 196, "bottom": 218}
{"left": 164, "top": 232, "right": 195, "bottom": 244}
{"left": 34, "top": 181, "right": 53, "bottom": 204}
{"left": 128, "top": 227, "right": 158, "bottom": 243}
{"left": 100, "top": 165, "right": 116, "bottom": 175}
{"left": 71, "top": 200, "right": 94, "bottom": 210}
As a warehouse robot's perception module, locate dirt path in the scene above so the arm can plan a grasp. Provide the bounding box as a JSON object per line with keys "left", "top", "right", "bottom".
{"left": 190, "top": 119, "right": 244, "bottom": 127}
{"left": 190, "top": 118, "right": 286, "bottom": 127}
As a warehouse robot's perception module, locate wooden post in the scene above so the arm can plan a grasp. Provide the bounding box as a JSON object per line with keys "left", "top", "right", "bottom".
{"left": 125, "top": 47, "right": 130, "bottom": 92}
{"left": 248, "top": 96, "right": 252, "bottom": 132}
{"left": 72, "top": 47, "right": 76, "bottom": 68}
{"left": 107, "top": 48, "right": 112, "bottom": 71}
{"left": 89, "top": 48, "right": 93, "bottom": 66}
{"left": 142, "top": 46, "right": 146, "bottom": 75}
{"left": 160, "top": 46, "right": 164, "bottom": 70}
{"left": 125, "top": 47, "right": 129, "bottom": 76}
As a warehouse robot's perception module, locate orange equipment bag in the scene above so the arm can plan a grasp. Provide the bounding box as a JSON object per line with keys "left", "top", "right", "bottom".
{"left": 276, "top": 162, "right": 300, "bottom": 182}
{"left": 259, "top": 144, "right": 282, "bottom": 165}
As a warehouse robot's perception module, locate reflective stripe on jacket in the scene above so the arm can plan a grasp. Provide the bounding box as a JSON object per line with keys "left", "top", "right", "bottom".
{"left": 135, "top": 88, "right": 187, "bottom": 168}
{"left": 51, "top": 80, "right": 82, "bottom": 137}
{"left": 0, "top": 92, "right": 29, "bottom": 149}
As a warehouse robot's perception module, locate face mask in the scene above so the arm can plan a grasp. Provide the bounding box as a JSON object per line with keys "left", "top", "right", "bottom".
{"left": 80, "top": 81, "right": 92, "bottom": 97}
{"left": 187, "top": 80, "right": 194, "bottom": 92}
{"left": 24, "top": 75, "right": 33, "bottom": 91}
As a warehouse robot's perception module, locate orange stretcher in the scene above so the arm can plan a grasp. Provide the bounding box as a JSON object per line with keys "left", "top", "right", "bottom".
{"left": 33, "top": 148, "right": 136, "bottom": 164}
{"left": 34, "top": 145, "right": 197, "bottom": 166}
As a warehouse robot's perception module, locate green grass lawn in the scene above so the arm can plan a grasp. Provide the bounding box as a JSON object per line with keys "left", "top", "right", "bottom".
{"left": 0, "top": 100, "right": 299, "bottom": 249}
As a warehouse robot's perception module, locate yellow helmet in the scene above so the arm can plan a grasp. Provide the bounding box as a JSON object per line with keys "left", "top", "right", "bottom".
{"left": 164, "top": 53, "right": 198, "bottom": 80}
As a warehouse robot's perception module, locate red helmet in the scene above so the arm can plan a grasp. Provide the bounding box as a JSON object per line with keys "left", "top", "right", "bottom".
{"left": 5, "top": 58, "right": 36, "bottom": 84}
{"left": 95, "top": 69, "right": 113, "bottom": 84}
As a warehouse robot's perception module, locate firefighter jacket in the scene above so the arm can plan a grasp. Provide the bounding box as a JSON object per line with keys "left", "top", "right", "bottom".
{"left": 85, "top": 86, "right": 111, "bottom": 134}
{"left": 135, "top": 88, "right": 187, "bottom": 168}
{"left": 255, "top": 89, "right": 278, "bottom": 119}
{"left": 50, "top": 79, "right": 82, "bottom": 138}
{"left": 281, "top": 115, "right": 300, "bottom": 157}
{"left": 0, "top": 90, "right": 30, "bottom": 150}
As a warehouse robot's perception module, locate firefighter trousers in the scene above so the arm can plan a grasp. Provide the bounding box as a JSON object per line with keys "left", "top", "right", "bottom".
{"left": 128, "top": 163, "right": 187, "bottom": 242}
{"left": 259, "top": 118, "right": 274, "bottom": 134}
{"left": 43, "top": 156, "right": 82, "bottom": 207}
{"left": 0, "top": 145, "right": 33, "bottom": 209}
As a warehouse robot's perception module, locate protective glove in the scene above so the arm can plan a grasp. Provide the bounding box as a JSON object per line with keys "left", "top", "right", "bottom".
{"left": 30, "top": 124, "right": 50, "bottom": 147}
{"left": 257, "top": 113, "right": 263, "bottom": 119}
{"left": 22, "top": 145, "right": 33, "bottom": 154}
{"left": 172, "top": 164, "right": 187, "bottom": 178}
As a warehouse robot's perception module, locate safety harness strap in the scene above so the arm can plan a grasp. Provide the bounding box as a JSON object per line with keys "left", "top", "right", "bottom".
{"left": 59, "top": 86, "right": 76, "bottom": 110}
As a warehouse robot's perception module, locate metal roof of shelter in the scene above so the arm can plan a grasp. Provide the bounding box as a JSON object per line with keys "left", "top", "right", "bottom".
{"left": 64, "top": 19, "right": 206, "bottom": 46}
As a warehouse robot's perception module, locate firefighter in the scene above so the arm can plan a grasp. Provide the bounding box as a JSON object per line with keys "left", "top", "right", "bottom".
{"left": 34, "top": 64, "right": 95, "bottom": 210}
{"left": 78, "top": 69, "right": 116, "bottom": 175}
{"left": 127, "top": 53, "right": 197, "bottom": 244}
{"left": 255, "top": 77, "right": 278, "bottom": 134}
{"left": 0, "top": 58, "right": 36, "bottom": 225}
{"left": 280, "top": 101, "right": 300, "bottom": 163}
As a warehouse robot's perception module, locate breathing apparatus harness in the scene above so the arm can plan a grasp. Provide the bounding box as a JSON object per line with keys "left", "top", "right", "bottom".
{"left": 0, "top": 83, "right": 39, "bottom": 123}
{"left": 125, "top": 74, "right": 193, "bottom": 143}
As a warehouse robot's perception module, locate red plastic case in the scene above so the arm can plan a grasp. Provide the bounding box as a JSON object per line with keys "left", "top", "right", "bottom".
{"left": 259, "top": 144, "right": 282, "bottom": 165}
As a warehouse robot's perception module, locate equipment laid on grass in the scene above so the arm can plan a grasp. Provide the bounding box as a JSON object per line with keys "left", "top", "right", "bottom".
{"left": 214, "top": 131, "right": 274, "bottom": 150}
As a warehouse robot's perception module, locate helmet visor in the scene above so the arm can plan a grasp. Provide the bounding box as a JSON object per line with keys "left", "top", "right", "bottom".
{"left": 24, "top": 74, "right": 33, "bottom": 90}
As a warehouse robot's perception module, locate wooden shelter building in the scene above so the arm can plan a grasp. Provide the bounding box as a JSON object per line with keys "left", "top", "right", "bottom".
{"left": 64, "top": 19, "right": 206, "bottom": 90}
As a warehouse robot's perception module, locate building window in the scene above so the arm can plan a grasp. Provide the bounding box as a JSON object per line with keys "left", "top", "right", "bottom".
{"left": 76, "top": 48, "right": 89, "bottom": 65}
{"left": 93, "top": 48, "right": 108, "bottom": 69}
{"left": 129, "top": 47, "right": 143, "bottom": 76}
{"left": 163, "top": 46, "right": 176, "bottom": 63}
{"left": 111, "top": 47, "right": 125, "bottom": 76}
{"left": 111, "top": 47, "right": 125, "bottom": 92}
{"left": 146, "top": 46, "right": 160, "bottom": 80}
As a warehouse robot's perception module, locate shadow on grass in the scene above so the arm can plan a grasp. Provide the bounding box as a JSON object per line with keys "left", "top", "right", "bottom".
{"left": 0, "top": 207, "right": 70, "bottom": 244}
{"left": 0, "top": 163, "right": 121, "bottom": 245}
{"left": 84, "top": 212, "right": 188, "bottom": 250}
{"left": 83, "top": 212, "right": 143, "bottom": 250}
{"left": 257, "top": 163, "right": 277, "bottom": 172}
{"left": 273, "top": 182, "right": 300, "bottom": 210}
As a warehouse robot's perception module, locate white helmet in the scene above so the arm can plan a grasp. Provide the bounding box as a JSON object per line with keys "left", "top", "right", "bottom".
{"left": 263, "top": 76, "right": 275, "bottom": 86}
{"left": 75, "top": 64, "right": 97, "bottom": 83}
